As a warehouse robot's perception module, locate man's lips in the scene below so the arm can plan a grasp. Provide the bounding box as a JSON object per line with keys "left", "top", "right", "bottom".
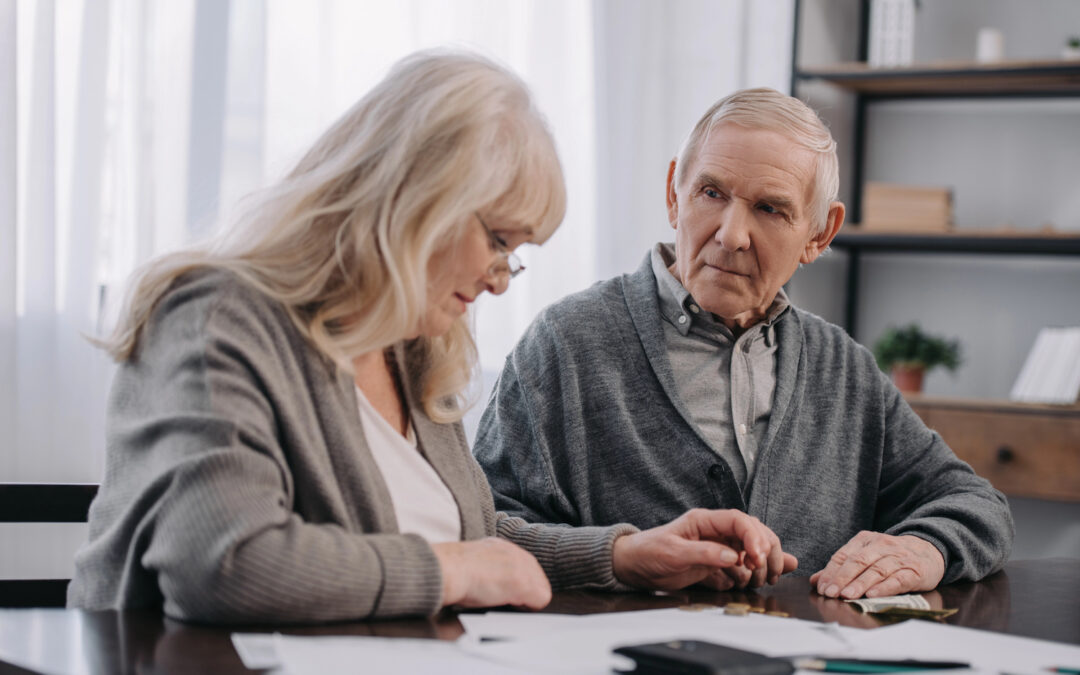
{"left": 705, "top": 263, "right": 750, "bottom": 278}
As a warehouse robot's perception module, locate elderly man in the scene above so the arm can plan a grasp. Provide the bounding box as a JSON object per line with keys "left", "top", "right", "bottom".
{"left": 474, "top": 87, "right": 1012, "bottom": 599}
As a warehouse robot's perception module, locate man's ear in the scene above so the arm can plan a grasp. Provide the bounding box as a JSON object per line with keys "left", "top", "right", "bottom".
{"left": 665, "top": 159, "right": 679, "bottom": 229}
{"left": 800, "top": 201, "right": 846, "bottom": 264}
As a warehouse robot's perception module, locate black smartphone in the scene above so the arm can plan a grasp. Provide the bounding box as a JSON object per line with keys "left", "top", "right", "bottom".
{"left": 613, "top": 639, "right": 795, "bottom": 675}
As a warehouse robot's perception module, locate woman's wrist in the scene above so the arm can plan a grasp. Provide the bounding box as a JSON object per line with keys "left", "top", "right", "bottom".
{"left": 431, "top": 542, "right": 464, "bottom": 607}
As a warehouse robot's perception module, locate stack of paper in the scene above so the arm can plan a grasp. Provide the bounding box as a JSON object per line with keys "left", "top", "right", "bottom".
{"left": 233, "top": 606, "right": 1080, "bottom": 674}
{"left": 1010, "top": 326, "right": 1080, "bottom": 404}
{"left": 861, "top": 182, "right": 953, "bottom": 232}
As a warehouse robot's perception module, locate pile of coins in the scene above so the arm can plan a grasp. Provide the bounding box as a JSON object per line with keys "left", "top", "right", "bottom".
{"left": 677, "top": 602, "right": 791, "bottom": 618}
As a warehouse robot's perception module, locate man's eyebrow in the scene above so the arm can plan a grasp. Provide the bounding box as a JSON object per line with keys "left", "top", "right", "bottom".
{"left": 694, "top": 171, "right": 727, "bottom": 189}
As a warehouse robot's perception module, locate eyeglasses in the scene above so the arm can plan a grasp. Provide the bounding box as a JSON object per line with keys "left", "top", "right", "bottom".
{"left": 475, "top": 213, "right": 525, "bottom": 281}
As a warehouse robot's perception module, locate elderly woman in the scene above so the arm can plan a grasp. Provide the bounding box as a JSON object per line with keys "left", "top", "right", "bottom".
{"left": 68, "top": 50, "right": 795, "bottom": 624}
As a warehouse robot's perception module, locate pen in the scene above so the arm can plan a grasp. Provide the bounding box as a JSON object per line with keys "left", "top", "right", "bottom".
{"left": 1047, "top": 669, "right": 1080, "bottom": 675}
{"left": 793, "top": 658, "right": 970, "bottom": 673}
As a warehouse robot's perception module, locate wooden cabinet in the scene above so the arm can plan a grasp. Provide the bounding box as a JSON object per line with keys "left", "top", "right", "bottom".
{"left": 907, "top": 396, "right": 1080, "bottom": 502}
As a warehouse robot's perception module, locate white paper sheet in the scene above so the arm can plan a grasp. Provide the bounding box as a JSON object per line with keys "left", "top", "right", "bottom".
{"left": 234, "top": 609, "right": 1080, "bottom": 675}
{"left": 273, "top": 635, "right": 528, "bottom": 675}
{"left": 459, "top": 609, "right": 859, "bottom": 674}
{"left": 844, "top": 620, "right": 1080, "bottom": 673}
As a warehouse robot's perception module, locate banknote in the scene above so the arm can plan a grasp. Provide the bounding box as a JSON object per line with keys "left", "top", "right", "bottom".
{"left": 845, "top": 594, "right": 931, "bottom": 613}
{"left": 845, "top": 594, "right": 957, "bottom": 622}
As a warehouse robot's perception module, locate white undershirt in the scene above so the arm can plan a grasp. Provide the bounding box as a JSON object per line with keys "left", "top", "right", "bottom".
{"left": 355, "top": 386, "right": 461, "bottom": 543}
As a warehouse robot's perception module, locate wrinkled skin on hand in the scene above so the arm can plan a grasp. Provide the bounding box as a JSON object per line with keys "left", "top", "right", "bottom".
{"left": 810, "top": 531, "right": 945, "bottom": 599}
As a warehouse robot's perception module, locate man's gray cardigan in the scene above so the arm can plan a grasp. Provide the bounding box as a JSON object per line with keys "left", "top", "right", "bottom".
{"left": 474, "top": 252, "right": 1013, "bottom": 584}
{"left": 68, "top": 270, "right": 634, "bottom": 624}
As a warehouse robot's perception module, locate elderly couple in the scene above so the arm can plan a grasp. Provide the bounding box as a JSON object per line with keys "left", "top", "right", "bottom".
{"left": 69, "top": 49, "right": 1012, "bottom": 623}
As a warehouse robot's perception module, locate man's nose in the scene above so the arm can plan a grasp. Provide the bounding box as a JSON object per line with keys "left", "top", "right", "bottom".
{"left": 714, "top": 202, "right": 752, "bottom": 251}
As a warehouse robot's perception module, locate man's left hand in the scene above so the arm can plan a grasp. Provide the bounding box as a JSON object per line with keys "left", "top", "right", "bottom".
{"left": 810, "top": 531, "right": 944, "bottom": 599}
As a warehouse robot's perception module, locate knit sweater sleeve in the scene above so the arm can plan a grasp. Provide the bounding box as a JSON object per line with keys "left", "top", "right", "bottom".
{"left": 460, "top": 440, "right": 638, "bottom": 591}
{"left": 77, "top": 278, "right": 442, "bottom": 623}
{"left": 875, "top": 369, "right": 1014, "bottom": 584}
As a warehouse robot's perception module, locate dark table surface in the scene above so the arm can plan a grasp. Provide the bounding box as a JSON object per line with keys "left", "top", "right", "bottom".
{"left": 0, "top": 559, "right": 1076, "bottom": 674}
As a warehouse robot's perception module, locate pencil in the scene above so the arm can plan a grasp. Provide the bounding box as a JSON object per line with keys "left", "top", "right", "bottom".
{"left": 793, "top": 658, "right": 970, "bottom": 673}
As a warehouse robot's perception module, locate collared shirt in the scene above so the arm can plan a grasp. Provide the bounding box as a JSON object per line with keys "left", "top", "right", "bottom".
{"left": 650, "top": 243, "right": 789, "bottom": 490}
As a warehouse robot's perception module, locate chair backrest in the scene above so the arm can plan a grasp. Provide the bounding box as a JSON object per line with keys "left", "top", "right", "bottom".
{"left": 0, "top": 483, "right": 99, "bottom": 607}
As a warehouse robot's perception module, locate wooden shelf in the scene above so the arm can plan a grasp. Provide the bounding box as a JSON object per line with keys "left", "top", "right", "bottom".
{"left": 796, "top": 59, "right": 1080, "bottom": 96}
{"left": 904, "top": 394, "right": 1080, "bottom": 417}
{"left": 831, "top": 229, "right": 1080, "bottom": 255}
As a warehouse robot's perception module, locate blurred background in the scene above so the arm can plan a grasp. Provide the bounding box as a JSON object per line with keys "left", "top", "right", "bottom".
{"left": 1, "top": 0, "right": 1077, "bottom": 577}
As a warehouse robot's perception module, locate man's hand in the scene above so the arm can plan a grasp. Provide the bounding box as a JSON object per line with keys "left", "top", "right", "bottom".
{"left": 432, "top": 537, "right": 551, "bottom": 610}
{"left": 810, "top": 531, "right": 945, "bottom": 599}
{"left": 612, "top": 509, "right": 797, "bottom": 591}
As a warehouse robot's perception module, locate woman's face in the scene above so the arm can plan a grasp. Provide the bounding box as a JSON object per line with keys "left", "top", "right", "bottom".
{"left": 418, "top": 213, "right": 533, "bottom": 338}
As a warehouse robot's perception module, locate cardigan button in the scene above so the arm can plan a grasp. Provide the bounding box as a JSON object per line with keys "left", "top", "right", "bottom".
{"left": 707, "top": 465, "right": 725, "bottom": 479}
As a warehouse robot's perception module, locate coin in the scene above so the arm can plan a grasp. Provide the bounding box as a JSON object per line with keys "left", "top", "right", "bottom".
{"left": 724, "top": 607, "right": 749, "bottom": 616}
{"left": 765, "top": 610, "right": 790, "bottom": 617}
{"left": 678, "top": 603, "right": 715, "bottom": 612}
{"left": 724, "top": 603, "right": 750, "bottom": 610}
{"left": 747, "top": 606, "right": 765, "bottom": 614}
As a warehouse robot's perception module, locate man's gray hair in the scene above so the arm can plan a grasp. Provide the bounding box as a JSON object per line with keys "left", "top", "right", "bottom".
{"left": 674, "top": 87, "right": 839, "bottom": 234}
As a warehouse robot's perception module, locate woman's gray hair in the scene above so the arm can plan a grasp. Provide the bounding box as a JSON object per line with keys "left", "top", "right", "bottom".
{"left": 674, "top": 87, "right": 838, "bottom": 234}
{"left": 101, "top": 48, "right": 566, "bottom": 423}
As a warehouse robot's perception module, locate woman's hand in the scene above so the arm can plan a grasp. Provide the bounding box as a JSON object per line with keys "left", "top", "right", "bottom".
{"left": 612, "top": 509, "right": 797, "bottom": 591}
{"left": 432, "top": 537, "right": 551, "bottom": 610}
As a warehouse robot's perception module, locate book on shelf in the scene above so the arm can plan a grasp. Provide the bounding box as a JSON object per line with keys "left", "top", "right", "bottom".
{"left": 860, "top": 182, "right": 953, "bottom": 232}
{"left": 868, "top": 0, "right": 916, "bottom": 68}
{"left": 1009, "top": 326, "right": 1080, "bottom": 405}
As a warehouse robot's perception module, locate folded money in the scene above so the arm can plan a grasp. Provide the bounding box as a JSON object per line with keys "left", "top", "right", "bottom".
{"left": 845, "top": 594, "right": 931, "bottom": 613}
{"left": 845, "top": 594, "right": 956, "bottom": 622}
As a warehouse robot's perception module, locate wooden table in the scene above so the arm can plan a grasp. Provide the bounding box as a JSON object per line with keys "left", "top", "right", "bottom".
{"left": 0, "top": 559, "right": 1076, "bottom": 674}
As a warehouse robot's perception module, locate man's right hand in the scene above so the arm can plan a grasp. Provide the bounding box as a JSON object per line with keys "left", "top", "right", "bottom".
{"left": 612, "top": 509, "right": 797, "bottom": 591}
{"left": 432, "top": 537, "right": 551, "bottom": 610}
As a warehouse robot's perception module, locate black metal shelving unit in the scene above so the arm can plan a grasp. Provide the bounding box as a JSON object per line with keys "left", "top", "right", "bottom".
{"left": 790, "top": 0, "right": 1080, "bottom": 336}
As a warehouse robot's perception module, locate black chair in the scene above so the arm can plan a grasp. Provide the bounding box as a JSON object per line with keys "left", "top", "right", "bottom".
{"left": 0, "top": 483, "right": 98, "bottom": 607}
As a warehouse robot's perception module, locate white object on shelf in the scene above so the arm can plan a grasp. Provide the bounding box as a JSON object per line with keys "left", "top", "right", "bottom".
{"left": 868, "top": 0, "right": 916, "bottom": 67}
{"left": 976, "top": 27, "right": 1005, "bottom": 63}
{"left": 1009, "top": 326, "right": 1080, "bottom": 405}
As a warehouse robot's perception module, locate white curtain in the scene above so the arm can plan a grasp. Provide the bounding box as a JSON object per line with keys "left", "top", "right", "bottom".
{"left": 0, "top": 0, "right": 792, "bottom": 480}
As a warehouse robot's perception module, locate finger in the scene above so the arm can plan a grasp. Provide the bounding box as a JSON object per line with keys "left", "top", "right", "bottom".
{"left": 748, "top": 562, "right": 768, "bottom": 588}
{"left": 728, "top": 563, "right": 753, "bottom": 589}
{"left": 782, "top": 553, "right": 799, "bottom": 574}
{"left": 863, "top": 567, "right": 922, "bottom": 599}
{"left": 764, "top": 533, "right": 785, "bottom": 585}
{"left": 817, "top": 532, "right": 882, "bottom": 597}
{"left": 670, "top": 539, "right": 741, "bottom": 570}
{"left": 837, "top": 555, "right": 906, "bottom": 599}
{"left": 688, "top": 510, "right": 770, "bottom": 570}
{"left": 809, "top": 570, "right": 822, "bottom": 585}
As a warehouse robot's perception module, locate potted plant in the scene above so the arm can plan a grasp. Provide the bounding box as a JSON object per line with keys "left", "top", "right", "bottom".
{"left": 872, "top": 323, "right": 961, "bottom": 394}
{"left": 1063, "top": 36, "right": 1080, "bottom": 60}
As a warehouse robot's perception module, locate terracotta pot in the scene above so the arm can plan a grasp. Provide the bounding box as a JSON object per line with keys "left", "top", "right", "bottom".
{"left": 891, "top": 364, "right": 925, "bottom": 393}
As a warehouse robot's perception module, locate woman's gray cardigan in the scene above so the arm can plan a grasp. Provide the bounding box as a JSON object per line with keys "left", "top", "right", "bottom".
{"left": 67, "top": 270, "right": 635, "bottom": 624}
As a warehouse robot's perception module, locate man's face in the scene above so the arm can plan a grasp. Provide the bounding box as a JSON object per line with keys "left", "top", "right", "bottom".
{"left": 666, "top": 122, "right": 843, "bottom": 330}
